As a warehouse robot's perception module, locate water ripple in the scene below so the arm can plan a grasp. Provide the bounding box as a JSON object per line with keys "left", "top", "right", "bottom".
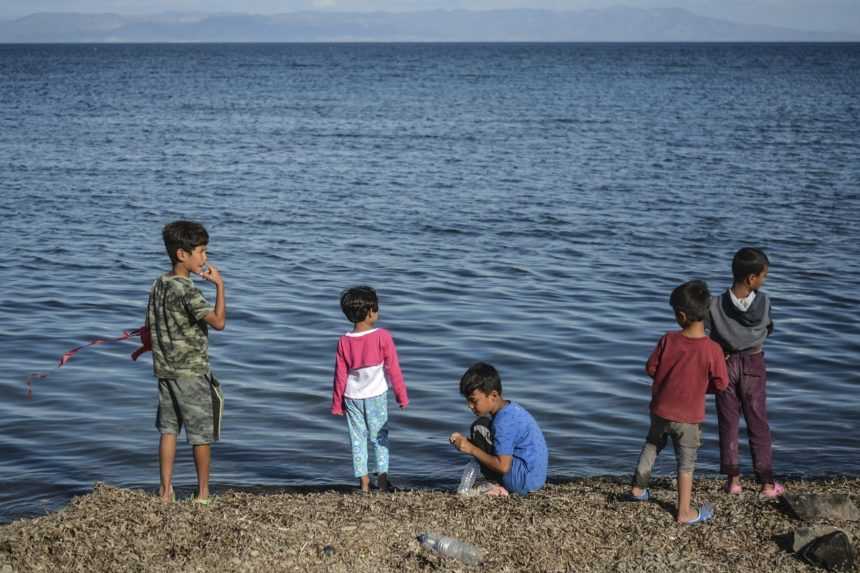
{"left": 1, "top": 43, "right": 859, "bottom": 522}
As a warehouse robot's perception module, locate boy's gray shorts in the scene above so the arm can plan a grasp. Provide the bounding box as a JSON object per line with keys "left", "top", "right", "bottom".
{"left": 646, "top": 415, "right": 701, "bottom": 473}
{"left": 156, "top": 374, "right": 220, "bottom": 445}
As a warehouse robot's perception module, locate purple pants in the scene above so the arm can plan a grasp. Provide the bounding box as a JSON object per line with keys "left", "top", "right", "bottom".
{"left": 715, "top": 351, "right": 775, "bottom": 485}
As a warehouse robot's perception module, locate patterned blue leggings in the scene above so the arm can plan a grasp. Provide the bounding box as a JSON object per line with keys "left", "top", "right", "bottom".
{"left": 345, "top": 393, "right": 390, "bottom": 478}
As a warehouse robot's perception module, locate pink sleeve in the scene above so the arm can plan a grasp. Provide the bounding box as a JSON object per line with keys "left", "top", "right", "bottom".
{"left": 331, "top": 339, "right": 348, "bottom": 415}
{"left": 645, "top": 335, "right": 665, "bottom": 378}
{"left": 381, "top": 330, "right": 408, "bottom": 407}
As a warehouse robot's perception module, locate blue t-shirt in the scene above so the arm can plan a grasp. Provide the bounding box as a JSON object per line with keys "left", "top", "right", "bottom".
{"left": 491, "top": 401, "right": 548, "bottom": 495}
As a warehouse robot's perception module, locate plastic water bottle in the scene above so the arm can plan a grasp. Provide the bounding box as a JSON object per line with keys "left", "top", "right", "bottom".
{"left": 417, "top": 532, "right": 483, "bottom": 566}
{"left": 457, "top": 459, "right": 480, "bottom": 494}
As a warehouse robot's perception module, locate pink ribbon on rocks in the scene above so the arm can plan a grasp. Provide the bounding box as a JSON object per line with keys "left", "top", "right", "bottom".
{"left": 25, "top": 326, "right": 151, "bottom": 399}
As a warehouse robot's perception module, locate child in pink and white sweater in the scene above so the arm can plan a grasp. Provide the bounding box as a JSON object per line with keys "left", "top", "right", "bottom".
{"left": 331, "top": 286, "right": 409, "bottom": 493}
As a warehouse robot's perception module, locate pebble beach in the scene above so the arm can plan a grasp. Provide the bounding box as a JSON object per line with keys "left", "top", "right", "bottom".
{"left": 1, "top": 477, "right": 857, "bottom": 572}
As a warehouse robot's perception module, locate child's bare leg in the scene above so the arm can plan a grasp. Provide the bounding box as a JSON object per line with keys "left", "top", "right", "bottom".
{"left": 359, "top": 475, "right": 370, "bottom": 493}
{"left": 192, "top": 444, "right": 211, "bottom": 500}
{"left": 631, "top": 437, "right": 662, "bottom": 497}
{"left": 675, "top": 471, "right": 697, "bottom": 523}
{"left": 377, "top": 473, "right": 388, "bottom": 491}
{"left": 159, "top": 433, "right": 177, "bottom": 502}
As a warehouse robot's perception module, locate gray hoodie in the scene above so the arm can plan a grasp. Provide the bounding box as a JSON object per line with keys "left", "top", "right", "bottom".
{"left": 707, "top": 289, "right": 773, "bottom": 353}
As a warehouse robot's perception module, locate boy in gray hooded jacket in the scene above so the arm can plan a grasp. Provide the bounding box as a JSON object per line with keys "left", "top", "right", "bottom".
{"left": 708, "top": 247, "right": 783, "bottom": 498}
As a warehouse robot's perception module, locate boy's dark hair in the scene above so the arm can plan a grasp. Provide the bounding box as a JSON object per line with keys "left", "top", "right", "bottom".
{"left": 340, "top": 286, "right": 379, "bottom": 323}
{"left": 670, "top": 280, "right": 711, "bottom": 323}
{"left": 163, "top": 221, "right": 209, "bottom": 265}
{"left": 732, "top": 247, "right": 770, "bottom": 283}
{"left": 459, "top": 362, "right": 503, "bottom": 398}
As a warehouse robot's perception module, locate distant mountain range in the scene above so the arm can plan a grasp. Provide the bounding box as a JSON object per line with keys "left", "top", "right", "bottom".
{"left": 0, "top": 7, "right": 856, "bottom": 43}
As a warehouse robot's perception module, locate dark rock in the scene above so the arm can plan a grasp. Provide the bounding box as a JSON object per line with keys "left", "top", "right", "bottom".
{"left": 784, "top": 494, "right": 860, "bottom": 522}
{"left": 800, "top": 531, "right": 856, "bottom": 571}
{"left": 793, "top": 526, "right": 843, "bottom": 552}
{"left": 322, "top": 544, "right": 336, "bottom": 557}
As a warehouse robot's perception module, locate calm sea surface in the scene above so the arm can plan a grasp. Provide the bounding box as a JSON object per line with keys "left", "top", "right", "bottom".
{"left": 1, "top": 43, "right": 859, "bottom": 523}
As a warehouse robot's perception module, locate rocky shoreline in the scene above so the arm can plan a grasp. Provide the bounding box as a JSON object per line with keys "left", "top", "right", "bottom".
{"left": 1, "top": 477, "right": 857, "bottom": 572}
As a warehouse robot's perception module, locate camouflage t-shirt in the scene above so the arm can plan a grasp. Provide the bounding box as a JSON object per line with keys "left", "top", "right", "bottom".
{"left": 146, "top": 273, "right": 211, "bottom": 380}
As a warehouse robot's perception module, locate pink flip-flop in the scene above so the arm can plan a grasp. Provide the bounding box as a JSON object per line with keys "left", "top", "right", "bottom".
{"left": 723, "top": 482, "right": 742, "bottom": 495}
{"left": 759, "top": 482, "right": 785, "bottom": 499}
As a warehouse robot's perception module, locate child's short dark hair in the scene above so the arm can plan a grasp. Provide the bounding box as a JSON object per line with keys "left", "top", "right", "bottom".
{"left": 670, "top": 280, "right": 711, "bottom": 323}
{"left": 163, "top": 221, "right": 209, "bottom": 265}
{"left": 340, "top": 286, "right": 379, "bottom": 323}
{"left": 459, "top": 362, "right": 503, "bottom": 398}
{"left": 732, "top": 247, "right": 770, "bottom": 283}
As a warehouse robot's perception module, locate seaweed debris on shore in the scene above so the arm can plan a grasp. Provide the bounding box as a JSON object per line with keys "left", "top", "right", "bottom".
{"left": 1, "top": 477, "right": 857, "bottom": 572}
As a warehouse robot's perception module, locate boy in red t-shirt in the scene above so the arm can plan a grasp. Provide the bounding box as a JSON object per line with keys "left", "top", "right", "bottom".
{"left": 628, "top": 280, "right": 729, "bottom": 524}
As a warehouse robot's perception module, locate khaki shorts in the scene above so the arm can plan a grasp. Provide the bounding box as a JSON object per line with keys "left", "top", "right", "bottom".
{"left": 645, "top": 415, "right": 701, "bottom": 473}
{"left": 156, "top": 373, "right": 222, "bottom": 445}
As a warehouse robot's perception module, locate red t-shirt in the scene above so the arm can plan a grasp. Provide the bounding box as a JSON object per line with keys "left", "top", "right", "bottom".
{"left": 646, "top": 331, "right": 729, "bottom": 424}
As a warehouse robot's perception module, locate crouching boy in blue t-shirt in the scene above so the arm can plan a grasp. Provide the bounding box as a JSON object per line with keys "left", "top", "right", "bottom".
{"left": 449, "top": 362, "right": 548, "bottom": 496}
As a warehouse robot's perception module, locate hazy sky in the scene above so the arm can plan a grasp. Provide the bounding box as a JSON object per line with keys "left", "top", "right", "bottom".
{"left": 3, "top": 0, "right": 860, "bottom": 32}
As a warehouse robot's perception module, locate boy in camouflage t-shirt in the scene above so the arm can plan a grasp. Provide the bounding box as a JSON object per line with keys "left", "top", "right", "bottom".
{"left": 147, "top": 221, "right": 226, "bottom": 504}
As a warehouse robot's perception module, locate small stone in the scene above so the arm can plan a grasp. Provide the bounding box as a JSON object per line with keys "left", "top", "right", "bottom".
{"left": 1, "top": 564, "right": 12, "bottom": 573}
{"left": 800, "top": 531, "right": 857, "bottom": 571}
{"left": 793, "top": 526, "right": 842, "bottom": 552}
{"left": 0, "top": 536, "right": 13, "bottom": 555}
{"left": 784, "top": 494, "right": 860, "bottom": 522}
{"left": 322, "top": 545, "right": 336, "bottom": 557}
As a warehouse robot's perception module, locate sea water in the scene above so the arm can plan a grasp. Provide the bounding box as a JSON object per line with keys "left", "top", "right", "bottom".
{"left": 1, "top": 43, "right": 858, "bottom": 522}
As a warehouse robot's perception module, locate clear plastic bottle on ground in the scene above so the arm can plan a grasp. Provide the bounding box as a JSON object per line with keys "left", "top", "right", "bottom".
{"left": 457, "top": 459, "right": 481, "bottom": 494}
{"left": 417, "top": 532, "right": 483, "bottom": 565}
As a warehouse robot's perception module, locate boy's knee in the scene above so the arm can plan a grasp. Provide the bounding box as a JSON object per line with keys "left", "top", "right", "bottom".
{"left": 188, "top": 434, "right": 214, "bottom": 446}
{"left": 470, "top": 416, "right": 493, "bottom": 453}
